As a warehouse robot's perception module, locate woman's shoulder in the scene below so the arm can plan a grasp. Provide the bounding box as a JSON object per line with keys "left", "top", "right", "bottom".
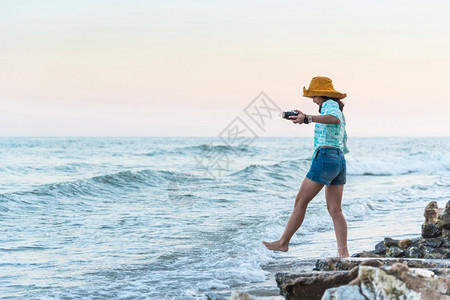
{"left": 323, "top": 99, "right": 339, "bottom": 107}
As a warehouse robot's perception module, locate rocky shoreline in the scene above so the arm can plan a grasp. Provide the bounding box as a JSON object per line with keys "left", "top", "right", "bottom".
{"left": 216, "top": 200, "right": 450, "bottom": 300}
{"left": 275, "top": 200, "right": 450, "bottom": 300}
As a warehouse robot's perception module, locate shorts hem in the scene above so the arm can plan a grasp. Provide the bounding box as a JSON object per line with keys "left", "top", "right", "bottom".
{"left": 306, "top": 174, "right": 330, "bottom": 186}
{"left": 330, "top": 181, "right": 346, "bottom": 186}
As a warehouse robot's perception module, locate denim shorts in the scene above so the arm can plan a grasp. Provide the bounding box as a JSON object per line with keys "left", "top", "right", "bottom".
{"left": 306, "top": 147, "right": 346, "bottom": 186}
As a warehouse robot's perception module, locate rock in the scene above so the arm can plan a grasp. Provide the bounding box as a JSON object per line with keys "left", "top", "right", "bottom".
{"left": 275, "top": 200, "right": 450, "bottom": 300}
{"left": 405, "top": 246, "right": 422, "bottom": 258}
{"left": 422, "top": 252, "right": 446, "bottom": 259}
{"left": 275, "top": 269, "right": 358, "bottom": 300}
{"left": 355, "top": 265, "right": 421, "bottom": 299}
{"left": 386, "top": 246, "right": 404, "bottom": 258}
{"left": 398, "top": 239, "right": 412, "bottom": 248}
{"left": 422, "top": 201, "right": 446, "bottom": 238}
{"left": 353, "top": 250, "right": 381, "bottom": 258}
{"left": 445, "top": 200, "right": 450, "bottom": 215}
{"left": 422, "top": 245, "right": 446, "bottom": 255}
{"left": 443, "top": 238, "right": 450, "bottom": 248}
{"left": 443, "top": 229, "right": 450, "bottom": 240}
{"left": 424, "top": 201, "right": 440, "bottom": 224}
{"left": 230, "top": 291, "right": 255, "bottom": 300}
{"left": 321, "top": 285, "right": 366, "bottom": 300}
{"left": 440, "top": 214, "right": 450, "bottom": 230}
{"left": 315, "top": 257, "right": 450, "bottom": 271}
{"left": 422, "top": 223, "right": 442, "bottom": 238}
{"left": 206, "top": 292, "right": 226, "bottom": 300}
{"left": 409, "top": 268, "right": 436, "bottom": 278}
{"left": 422, "top": 237, "right": 443, "bottom": 248}
{"left": 410, "top": 237, "right": 422, "bottom": 248}
{"left": 384, "top": 237, "right": 400, "bottom": 247}
{"left": 373, "top": 240, "right": 386, "bottom": 254}
{"left": 322, "top": 263, "right": 450, "bottom": 300}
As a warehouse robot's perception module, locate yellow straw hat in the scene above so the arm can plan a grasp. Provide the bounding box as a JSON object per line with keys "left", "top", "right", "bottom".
{"left": 303, "top": 76, "right": 347, "bottom": 99}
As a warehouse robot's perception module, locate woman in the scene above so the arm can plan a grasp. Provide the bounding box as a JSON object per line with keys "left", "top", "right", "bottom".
{"left": 262, "top": 76, "right": 350, "bottom": 258}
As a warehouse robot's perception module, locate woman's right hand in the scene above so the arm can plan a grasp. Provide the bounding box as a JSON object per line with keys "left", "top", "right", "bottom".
{"left": 289, "top": 109, "right": 306, "bottom": 124}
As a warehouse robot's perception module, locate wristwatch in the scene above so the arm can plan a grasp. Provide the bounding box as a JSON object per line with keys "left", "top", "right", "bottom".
{"left": 303, "top": 115, "right": 309, "bottom": 124}
{"left": 308, "top": 115, "right": 313, "bottom": 124}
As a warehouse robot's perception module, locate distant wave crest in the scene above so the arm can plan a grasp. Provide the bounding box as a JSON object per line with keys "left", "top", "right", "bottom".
{"left": 141, "top": 143, "right": 256, "bottom": 157}
{"left": 347, "top": 153, "right": 450, "bottom": 176}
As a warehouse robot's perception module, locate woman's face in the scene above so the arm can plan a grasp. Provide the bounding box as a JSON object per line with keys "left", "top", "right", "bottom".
{"left": 312, "top": 96, "right": 325, "bottom": 106}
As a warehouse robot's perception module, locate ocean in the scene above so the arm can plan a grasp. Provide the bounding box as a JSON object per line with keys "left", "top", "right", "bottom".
{"left": 1, "top": 137, "right": 449, "bottom": 299}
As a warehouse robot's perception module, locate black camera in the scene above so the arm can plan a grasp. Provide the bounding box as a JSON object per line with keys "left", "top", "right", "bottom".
{"left": 282, "top": 111, "right": 298, "bottom": 120}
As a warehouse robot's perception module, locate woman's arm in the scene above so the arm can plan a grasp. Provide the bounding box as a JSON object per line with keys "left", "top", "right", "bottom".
{"left": 289, "top": 110, "right": 340, "bottom": 124}
{"left": 310, "top": 114, "right": 340, "bottom": 124}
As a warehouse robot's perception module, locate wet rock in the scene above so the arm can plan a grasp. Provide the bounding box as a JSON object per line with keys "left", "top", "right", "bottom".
{"left": 422, "top": 201, "right": 444, "bottom": 238}
{"left": 398, "top": 239, "right": 412, "bottom": 248}
{"left": 405, "top": 246, "right": 422, "bottom": 258}
{"left": 424, "top": 201, "right": 440, "bottom": 223}
{"left": 422, "top": 237, "right": 443, "bottom": 248}
{"left": 443, "top": 229, "right": 450, "bottom": 240}
{"left": 275, "top": 269, "right": 358, "bottom": 300}
{"left": 373, "top": 240, "right": 386, "bottom": 254}
{"left": 423, "top": 252, "right": 446, "bottom": 259}
{"left": 443, "top": 238, "right": 450, "bottom": 248}
{"left": 383, "top": 237, "right": 400, "bottom": 247}
{"left": 322, "top": 263, "right": 450, "bottom": 300}
{"left": 445, "top": 200, "right": 450, "bottom": 214}
{"left": 230, "top": 291, "right": 256, "bottom": 300}
{"left": 440, "top": 214, "right": 450, "bottom": 229}
{"left": 315, "top": 257, "right": 450, "bottom": 271}
{"left": 321, "top": 285, "right": 365, "bottom": 300}
{"left": 422, "top": 223, "right": 442, "bottom": 238}
{"left": 206, "top": 292, "right": 226, "bottom": 300}
{"left": 386, "top": 246, "right": 404, "bottom": 258}
{"left": 352, "top": 250, "right": 381, "bottom": 258}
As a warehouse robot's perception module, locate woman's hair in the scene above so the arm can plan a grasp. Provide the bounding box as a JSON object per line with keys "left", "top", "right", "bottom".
{"left": 319, "top": 97, "right": 344, "bottom": 113}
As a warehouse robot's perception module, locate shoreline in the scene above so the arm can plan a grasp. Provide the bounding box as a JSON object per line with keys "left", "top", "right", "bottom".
{"left": 212, "top": 200, "right": 450, "bottom": 300}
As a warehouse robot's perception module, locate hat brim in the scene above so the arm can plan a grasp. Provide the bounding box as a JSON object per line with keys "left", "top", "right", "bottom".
{"left": 303, "top": 87, "right": 347, "bottom": 99}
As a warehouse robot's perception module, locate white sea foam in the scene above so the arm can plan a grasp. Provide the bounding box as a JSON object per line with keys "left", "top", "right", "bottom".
{"left": 347, "top": 152, "right": 450, "bottom": 175}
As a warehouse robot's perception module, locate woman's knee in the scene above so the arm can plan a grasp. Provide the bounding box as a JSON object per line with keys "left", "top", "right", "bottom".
{"left": 327, "top": 206, "right": 342, "bottom": 218}
{"left": 294, "top": 195, "right": 309, "bottom": 209}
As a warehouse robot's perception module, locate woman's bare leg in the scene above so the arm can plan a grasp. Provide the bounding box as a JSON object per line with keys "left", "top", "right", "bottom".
{"left": 325, "top": 184, "right": 350, "bottom": 258}
{"left": 262, "top": 178, "right": 324, "bottom": 251}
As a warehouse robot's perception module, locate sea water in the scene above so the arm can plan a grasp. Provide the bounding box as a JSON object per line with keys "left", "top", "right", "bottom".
{"left": 0, "top": 137, "right": 449, "bottom": 299}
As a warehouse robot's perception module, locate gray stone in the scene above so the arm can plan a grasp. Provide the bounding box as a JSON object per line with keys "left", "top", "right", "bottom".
{"left": 384, "top": 237, "right": 400, "bottom": 247}
{"left": 206, "top": 292, "right": 226, "bottom": 300}
{"left": 422, "top": 222, "right": 442, "bottom": 238}
{"left": 445, "top": 200, "right": 450, "bottom": 214}
{"left": 422, "top": 237, "right": 443, "bottom": 248}
{"left": 358, "top": 265, "right": 421, "bottom": 300}
{"left": 440, "top": 214, "right": 450, "bottom": 229}
{"left": 443, "top": 238, "right": 450, "bottom": 248}
{"left": 230, "top": 291, "right": 255, "bottom": 300}
{"left": 321, "top": 263, "right": 450, "bottom": 300}
{"left": 405, "top": 246, "right": 422, "bottom": 258}
{"left": 422, "top": 252, "right": 446, "bottom": 259}
{"left": 373, "top": 240, "right": 386, "bottom": 254}
{"left": 315, "top": 257, "right": 450, "bottom": 271}
{"left": 321, "top": 285, "right": 366, "bottom": 300}
{"left": 442, "top": 228, "right": 450, "bottom": 240}
{"left": 386, "top": 246, "right": 404, "bottom": 257}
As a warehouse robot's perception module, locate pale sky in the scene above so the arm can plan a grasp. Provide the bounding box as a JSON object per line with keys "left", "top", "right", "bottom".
{"left": 1, "top": 0, "right": 449, "bottom": 137}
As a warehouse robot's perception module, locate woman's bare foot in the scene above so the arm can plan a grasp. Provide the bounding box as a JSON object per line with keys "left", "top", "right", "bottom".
{"left": 338, "top": 245, "right": 350, "bottom": 258}
{"left": 262, "top": 240, "right": 289, "bottom": 252}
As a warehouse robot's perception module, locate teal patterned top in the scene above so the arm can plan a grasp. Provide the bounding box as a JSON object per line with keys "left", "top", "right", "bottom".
{"left": 312, "top": 100, "right": 349, "bottom": 158}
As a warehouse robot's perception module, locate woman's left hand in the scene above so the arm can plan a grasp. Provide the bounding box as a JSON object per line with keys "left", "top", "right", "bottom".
{"left": 289, "top": 109, "right": 305, "bottom": 124}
